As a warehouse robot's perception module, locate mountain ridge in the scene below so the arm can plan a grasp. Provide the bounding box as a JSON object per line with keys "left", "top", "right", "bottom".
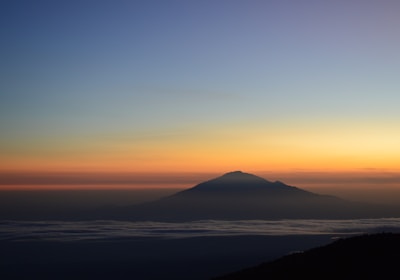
{"left": 215, "top": 233, "right": 400, "bottom": 279}
{"left": 2, "top": 171, "right": 399, "bottom": 221}
{"left": 102, "top": 171, "right": 388, "bottom": 221}
{"left": 169, "top": 170, "right": 318, "bottom": 198}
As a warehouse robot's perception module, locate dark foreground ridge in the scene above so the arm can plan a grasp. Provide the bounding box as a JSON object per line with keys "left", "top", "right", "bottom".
{"left": 215, "top": 233, "right": 400, "bottom": 280}
{"left": 101, "top": 171, "right": 394, "bottom": 221}
{"left": 0, "top": 235, "right": 334, "bottom": 280}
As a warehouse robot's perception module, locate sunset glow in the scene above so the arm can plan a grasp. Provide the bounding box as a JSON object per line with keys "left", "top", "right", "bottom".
{"left": 1, "top": 1, "right": 400, "bottom": 190}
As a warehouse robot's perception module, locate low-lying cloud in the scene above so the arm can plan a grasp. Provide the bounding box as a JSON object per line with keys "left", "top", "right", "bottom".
{"left": 1, "top": 218, "right": 400, "bottom": 242}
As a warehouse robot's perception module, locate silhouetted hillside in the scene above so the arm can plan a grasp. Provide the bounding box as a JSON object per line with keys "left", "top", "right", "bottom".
{"left": 3, "top": 171, "right": 397, "bottom": 221}
{"left": 174, "top": 171, "right": 312, "bottom": 196}
{"left": 100, "top": 171, "right": 393, "bottom": 221}
{"left": 215, "top": 233, "right": 400, "bottom": 280}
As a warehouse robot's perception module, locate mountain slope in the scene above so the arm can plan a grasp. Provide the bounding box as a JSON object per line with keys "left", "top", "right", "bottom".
{"left": 101, "top": 171, "right": 381, "bottom": 221}
{"left": 215, "top": 233, "right": 400, "bottom": 280}
{"left": 174, "top": 171, "right": 313, "bottom": 197}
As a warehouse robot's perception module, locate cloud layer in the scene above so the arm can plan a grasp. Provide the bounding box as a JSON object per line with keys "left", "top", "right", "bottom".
{"left": 2, "top": 218, "right": 400, "bottom": 242}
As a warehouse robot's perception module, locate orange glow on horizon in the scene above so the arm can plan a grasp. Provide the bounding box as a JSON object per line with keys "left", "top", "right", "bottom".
{"left": 1, "top": 119, "right": 400, "bottom": 189}
{"left": 1, "top": 168, "right": 400, "bottom": 191}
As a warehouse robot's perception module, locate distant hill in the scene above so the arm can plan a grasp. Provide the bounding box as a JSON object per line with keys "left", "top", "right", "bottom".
{"left": 215, "top": 233, "right": 400, "bottom": 279}
{"left": 98, "top": 171, "right": 392, "bottom": 221}
{"left": 173, "top": 171, "right": 313, "bottom": 197}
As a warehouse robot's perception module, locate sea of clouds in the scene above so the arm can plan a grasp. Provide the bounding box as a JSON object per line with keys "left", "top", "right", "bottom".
{"left": 1, "top": 218, "right": 400, "bottom": 242}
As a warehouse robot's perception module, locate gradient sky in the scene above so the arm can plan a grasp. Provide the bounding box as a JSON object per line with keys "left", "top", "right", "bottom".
{"left": 1, "top": 0, "right": 400, "bottom": 188}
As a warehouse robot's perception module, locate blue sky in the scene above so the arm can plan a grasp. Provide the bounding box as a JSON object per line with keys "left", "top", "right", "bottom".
{"left": 1, "top": 0, "right": 400, "bottom": 174}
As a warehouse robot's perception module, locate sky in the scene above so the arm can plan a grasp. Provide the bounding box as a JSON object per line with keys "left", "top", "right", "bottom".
{"left": 1, "top": 0, "right": 400, "bottom": 189}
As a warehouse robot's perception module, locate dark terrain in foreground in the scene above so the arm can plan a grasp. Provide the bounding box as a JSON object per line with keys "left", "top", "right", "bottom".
{"left": 3, "top": 233, "right": 399, "bottom": 280}
{"left": 0, "top": 235, "right": 333, "bottom": 280}
{"left": 216, "top": 233, "right": 400, "bottom": 280}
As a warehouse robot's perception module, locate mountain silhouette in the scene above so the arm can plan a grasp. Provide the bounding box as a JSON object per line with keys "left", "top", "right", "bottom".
{"left": 174, "top": 171, "right": 313, "bottom": 197}
{"left": 97, "top": 171, "right": 388, "bottom": 221}
{"left": 215, "top": 233, "right": 400, "bottom": 279}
